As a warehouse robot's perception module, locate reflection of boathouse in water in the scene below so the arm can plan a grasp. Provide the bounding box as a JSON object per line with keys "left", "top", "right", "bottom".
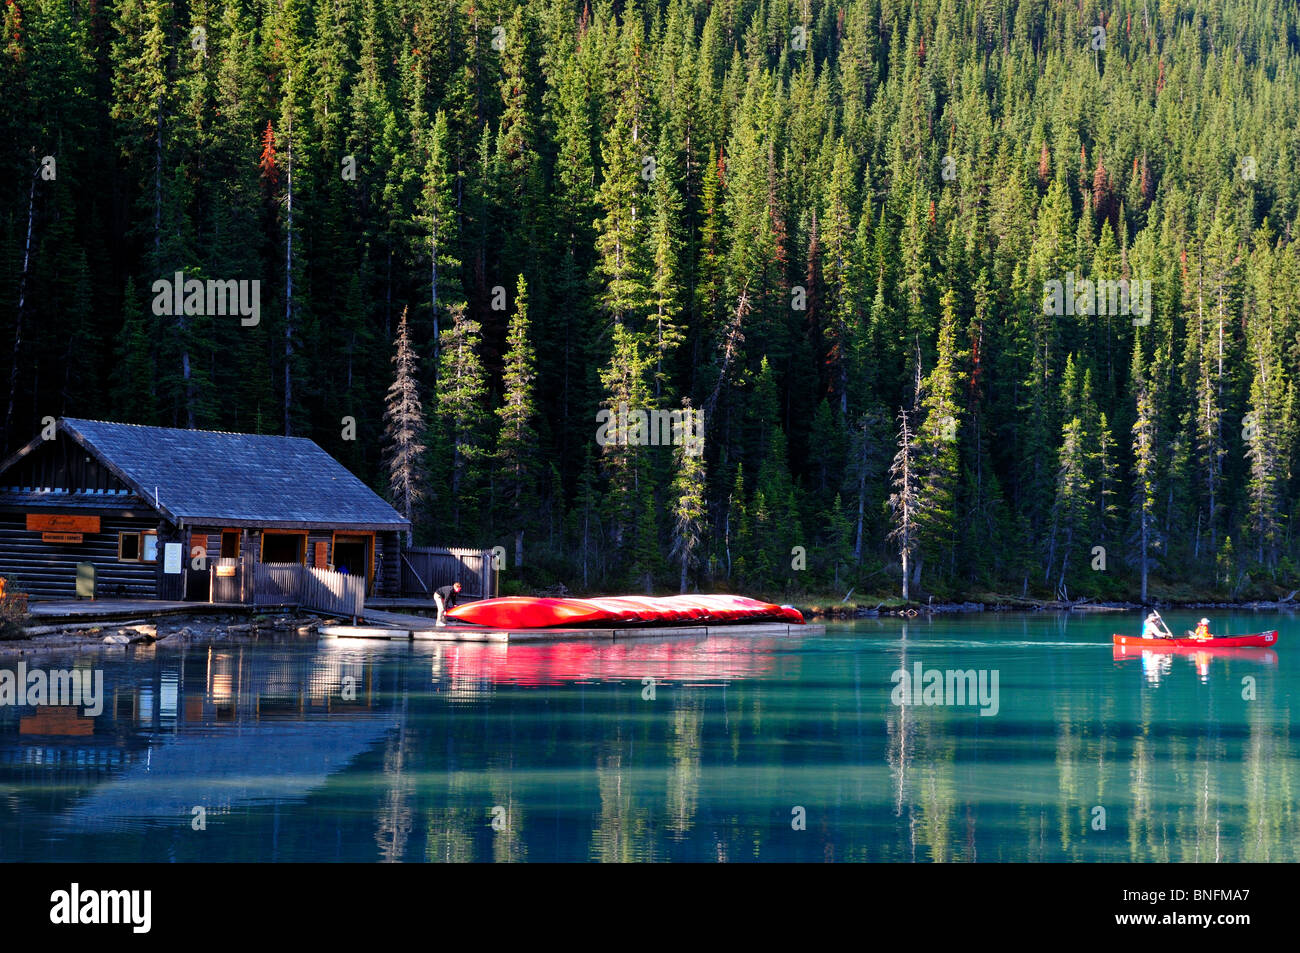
{"left": 0, "top": 645, "right": 399, "bottom": 828}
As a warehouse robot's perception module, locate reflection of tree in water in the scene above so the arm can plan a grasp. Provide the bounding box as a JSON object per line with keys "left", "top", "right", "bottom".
{"left": 1126, "top": 689, "right": 1162, "bottom": 861}
{"left": 1043, "top": 695, "right": 1132, "bottom": 861}
{"left": 1117, "top": 683, "right": 1300, "bottom": 863}
{"left": 913, "top": 728, "right": 958, "bottom": 863}
{"left": 885, "top": 626, "right": 915, "bottom": 861}
{"left": 375, "top": 683, "right": 414, "bottom": 862}
{"left": 424, "top": 773, "right": 477, "bottom": 863}
{"left": 885, "top": 700, "right": 961, "bottom": 860}
{"left": 489, "top": 754, "right": 527, "bottom": 863}
{"left": 1183, "top": 735, "right": 1225, "bottom": 862}
{"left": 665, "top": 699, "right": 703, "bottom": 838}
{"left": 1166, "top": 682, "right": 1222, "bottom": 862}
{"left": 1054, "top": 700, "right": 1082, "bottom": 857}
{"left": 1242, "top": 709, "right": 1294, "bottom": 861}
{"left": 882, "top": 625, "right": 962, "bottom": 863}
{"left": 590, "top": 737, "right": 655, "bottom": 862}
{"left": 1091, "top": 692, "right": 1118, "bottom": 857}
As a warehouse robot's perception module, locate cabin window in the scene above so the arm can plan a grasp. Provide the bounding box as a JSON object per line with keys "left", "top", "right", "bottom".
{"left": 118, "top": 531, "right": 158, "bottom": 562}
{"left": 261, "top": 531, "right": 306, "bottom": 564}
{"left": 221, "top": 531, "right": 240, "bottom": 559}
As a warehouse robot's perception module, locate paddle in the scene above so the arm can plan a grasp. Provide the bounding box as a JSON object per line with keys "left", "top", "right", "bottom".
{"left": 1150, "top": 610, "right": 1176, "bottom": 639}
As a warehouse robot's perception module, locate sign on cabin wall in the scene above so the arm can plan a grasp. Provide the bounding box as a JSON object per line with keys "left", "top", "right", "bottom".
{"left": 27, "top": 514, "right": 100, "bottom": 533}
{"left": 41, "top": 532, "right": 83, "bottom": 543}
{"left": 163, "top": 542, "right": 183, "bottom": 574}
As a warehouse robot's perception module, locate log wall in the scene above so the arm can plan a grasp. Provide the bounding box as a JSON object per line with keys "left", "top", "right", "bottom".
{"left": 1, "top": 514, "right": 405, "bottom": 601}
{"left": 0, "top": 511, "right": 164, "bottom": 599}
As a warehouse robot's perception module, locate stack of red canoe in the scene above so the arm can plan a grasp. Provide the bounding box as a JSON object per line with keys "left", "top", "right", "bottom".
{"left": 446, "top": 594, "right": 805, "bottom": 629}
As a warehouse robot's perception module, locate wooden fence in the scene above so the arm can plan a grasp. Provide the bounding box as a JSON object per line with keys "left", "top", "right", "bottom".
{"left": 253, "top": 563, "right": 301, "bottom": 606}
{"left": 302, "top": 565, "right": 366, "bottom": 616}
{"left": 210, "top": 557, "right": 242, "bottom": 603}
{"left": 252, "top": 562, "right": 366, "bottom": 617}
{"left": 400, "top": 547, "right": 496, "bottom": 599}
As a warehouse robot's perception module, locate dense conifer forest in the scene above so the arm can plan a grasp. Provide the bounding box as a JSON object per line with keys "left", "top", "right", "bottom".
{"left": 4, "top": 0, "right": 1300, "bottom": 601}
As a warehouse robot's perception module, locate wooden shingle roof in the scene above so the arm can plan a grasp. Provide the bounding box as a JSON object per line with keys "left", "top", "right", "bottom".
{"left": 40, "top": 418, "right": 411, "bottom": 530}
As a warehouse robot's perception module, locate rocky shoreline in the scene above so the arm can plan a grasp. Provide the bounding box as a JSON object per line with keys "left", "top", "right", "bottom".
{"left": 2, "top": 612, "right": 326, "bottom": 657}
{"left": 802, "top": 597, "right": 1300, "bottom": 619}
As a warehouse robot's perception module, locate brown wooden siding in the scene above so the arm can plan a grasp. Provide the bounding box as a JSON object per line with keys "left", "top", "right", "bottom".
{"left": 378, "top": 532, "right": 399, "bottom": 596}
{"left": 155, "top": 521, "right": 186, "bottom": 599}
{"left": 0, "top": 432, "right": 131, "bottom": 493}
{"left": 0, "top": 512, "right": 163, "bottom": 599}
{"left": 187, "top": 528, "right": 226, "bottom": 559}
{"left": 307, "top": 531, "right": 332, "bottom": 567}
{"left": 1, "top": 516, "right": 405, "bottom": 601}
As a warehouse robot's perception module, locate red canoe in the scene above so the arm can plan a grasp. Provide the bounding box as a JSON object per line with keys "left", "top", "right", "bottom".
{"left": 446, "top": 594, "right": 805, "bottom": 629}
{"left": 1112, "top": 630, "right": 1278, "bottom": 649}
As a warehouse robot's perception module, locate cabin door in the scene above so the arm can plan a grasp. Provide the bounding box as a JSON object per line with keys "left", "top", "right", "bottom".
{"left": 186, "top": 531, "right": 210, "bottom": 601}
{"left": 211, "top": 531, "right": 244, "bottom": 603}
{"left": 332, "top": 534, "right": 372, "bottom": 590}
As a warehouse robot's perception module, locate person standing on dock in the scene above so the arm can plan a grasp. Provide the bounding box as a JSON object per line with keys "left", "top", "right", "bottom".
{"left": 434, "top": 581, "right": 462, "bottom": 627}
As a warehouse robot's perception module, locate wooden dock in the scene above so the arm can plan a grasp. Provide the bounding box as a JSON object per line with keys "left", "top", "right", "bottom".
{"left": 24, "top": 598, "right": 824, "bottom": 643}
{"left": 323, "top": 607, "right": 822, "bottom": 642}
{"left": 364, "top": 597, "right": 441, "bottom": 612}
{"left": 27, "top": 599, "right": 251, "bottom": 622}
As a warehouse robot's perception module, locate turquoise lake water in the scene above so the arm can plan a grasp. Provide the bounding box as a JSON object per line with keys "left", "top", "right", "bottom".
{"left": 1, "top": 611, "right": 1295, "bottom": 862}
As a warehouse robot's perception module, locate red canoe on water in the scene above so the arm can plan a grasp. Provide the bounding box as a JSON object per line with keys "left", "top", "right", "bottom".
{"left": 446, "top": 594, "right": 805, "bottom": 629}
{"left": 1112, "top": 644, "right": 1278, "bottom": 664}
{"left": 1112, "top": 630, "right": 1278, "bottom": 649}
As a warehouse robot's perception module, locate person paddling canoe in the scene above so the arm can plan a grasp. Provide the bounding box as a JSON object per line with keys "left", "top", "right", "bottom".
{"left": 1142, "top": 610, "right": 1174, "bottom": 639}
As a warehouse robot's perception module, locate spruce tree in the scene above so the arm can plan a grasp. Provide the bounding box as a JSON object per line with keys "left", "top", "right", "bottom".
{"left": 669, "top": 405, "right": 706, "bottom": 593}
{"left": 109, "top": 277, "right": 155, "bottom": 424}
{"left": 496, "top": 274, "right": 539, "bottom": 546}
{"left": 418, "top": 109, "right": 461, "bottom": 369}
{"left": 435, "top": 303, "right": 490, "bottom": 540}
{"left": 1048, "top": 417, "right": 1094, "bottom": 599}
{"left": 913, "top": 290, "right": 964, "bottom": 588}
{"left": 1130, "top": 342, "right": 1160, "bottom": 603}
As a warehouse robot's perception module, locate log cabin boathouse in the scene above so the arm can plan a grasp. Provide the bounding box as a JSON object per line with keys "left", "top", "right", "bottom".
{"left": 0, "top": 418, "right": 410, "bottom": 602}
